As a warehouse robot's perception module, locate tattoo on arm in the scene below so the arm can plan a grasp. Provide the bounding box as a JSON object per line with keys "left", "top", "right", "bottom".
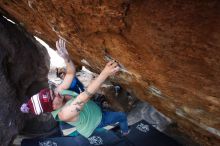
{"left": 76, "top": 101, "right": 84, "bottom": 105}
{"left": 68, "top": 100, "right": 84, "bottom": 113}
{"left": 70, "top": 107, "right": 81, "bottom": 113}
{"left": 75, "top": 107, "right": 81, "bottom": 112}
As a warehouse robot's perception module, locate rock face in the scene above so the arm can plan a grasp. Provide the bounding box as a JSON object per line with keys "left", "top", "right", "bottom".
{"left": 0, "top": 0, "right": 220, "bottom": 145}
{"left": 0, "top": 15, "right": 56, "bottom": 146}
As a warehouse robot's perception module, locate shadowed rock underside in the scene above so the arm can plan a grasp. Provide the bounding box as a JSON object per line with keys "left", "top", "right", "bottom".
{"left": 0, "top": 0, "right": 219, "bottom": 145}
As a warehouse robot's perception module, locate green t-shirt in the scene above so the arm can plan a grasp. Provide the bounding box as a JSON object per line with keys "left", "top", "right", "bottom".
{"left": 51, "top": 90, "right": 102, "bottom": 138}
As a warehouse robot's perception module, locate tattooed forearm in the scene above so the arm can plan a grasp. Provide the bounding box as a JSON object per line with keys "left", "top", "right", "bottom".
{"left": 66, "top": 99, "right": 84, "bottom": 113}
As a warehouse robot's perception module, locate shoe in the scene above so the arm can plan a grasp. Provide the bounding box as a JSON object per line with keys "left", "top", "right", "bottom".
{"left": 121, "top": 129, "right": 131, "bottom": 136}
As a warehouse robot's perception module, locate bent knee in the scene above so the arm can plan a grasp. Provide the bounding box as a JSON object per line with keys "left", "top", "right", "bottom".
{"left": 117, "top": 112, "right": 127, "bottom": 121}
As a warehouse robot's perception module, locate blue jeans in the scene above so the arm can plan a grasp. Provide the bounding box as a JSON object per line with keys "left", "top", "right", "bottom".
{"left": 69, "top": 77, "right": 84, "bottom": 94}
{"left": 97, "top": 111, "right": 129, "bottom": 133}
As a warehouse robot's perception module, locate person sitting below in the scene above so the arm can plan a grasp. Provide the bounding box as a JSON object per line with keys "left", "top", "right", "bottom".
{"left": 20, "top": 38, "right": 129, "bottom": 137}
{"left": 56, "top": 67, "right": 84, "bottom": 94}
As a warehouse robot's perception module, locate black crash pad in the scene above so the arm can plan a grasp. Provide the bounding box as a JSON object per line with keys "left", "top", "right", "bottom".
{"left": 21, "top": 120, "right": 180, "bottom": 146}
{"left": 124, "top": 120, "right": 180, "bottom": 146}
{"left": 21, "top": 129, "right": 121, "bottom": 146}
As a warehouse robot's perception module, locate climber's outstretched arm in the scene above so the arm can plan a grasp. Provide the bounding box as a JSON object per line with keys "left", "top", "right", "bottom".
{"left": 55, "top": 39, "right": 76, "bottom": 92}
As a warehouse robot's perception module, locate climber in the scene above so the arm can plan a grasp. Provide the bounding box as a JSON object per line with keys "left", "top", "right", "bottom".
{"left": 20, "top": 38, "right": 129, "bottom": 137}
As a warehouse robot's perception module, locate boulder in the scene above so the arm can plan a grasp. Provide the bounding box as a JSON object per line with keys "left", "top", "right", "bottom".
{"left": 0, "top": 14, "right": 56, "bottom": 146}
{"left": 0, "top": 0, "right": 219, "bottom": 145}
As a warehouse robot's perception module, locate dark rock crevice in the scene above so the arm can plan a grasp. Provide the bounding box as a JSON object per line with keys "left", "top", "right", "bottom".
{"left": 0, "top": 14, "right": 55, "bottom": 146}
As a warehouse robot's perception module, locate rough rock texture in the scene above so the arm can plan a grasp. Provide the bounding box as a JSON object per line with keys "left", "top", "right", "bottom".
{"left": 0, "top": 15, "right": 57, "bottom": 146}
{"left": 0, "top": 0, "right": 220, "bottom": 145}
